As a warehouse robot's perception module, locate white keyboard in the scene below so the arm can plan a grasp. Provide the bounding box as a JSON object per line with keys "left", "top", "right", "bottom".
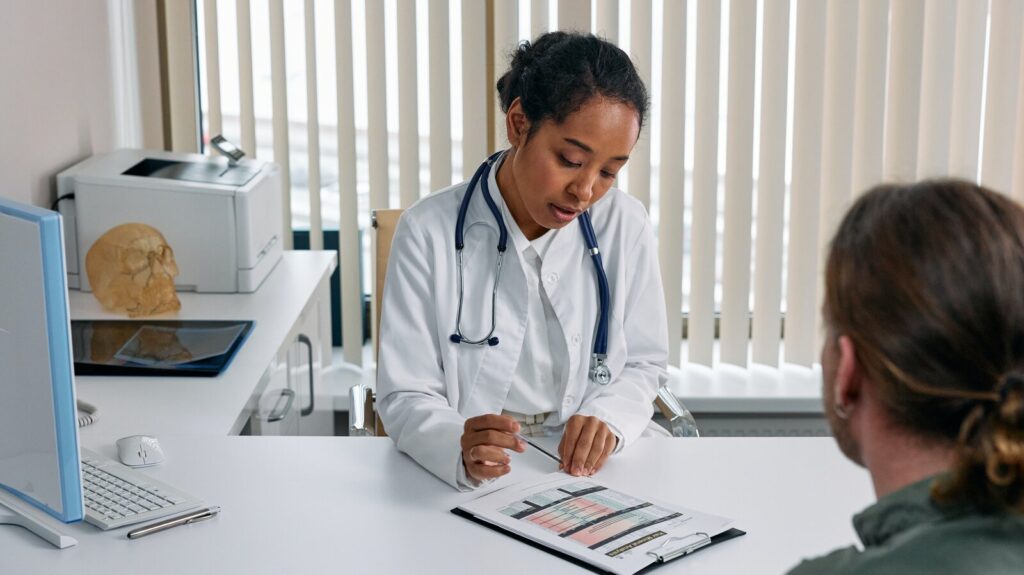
{"left": 80, "top": 448, "right": 204, "bottom": 530}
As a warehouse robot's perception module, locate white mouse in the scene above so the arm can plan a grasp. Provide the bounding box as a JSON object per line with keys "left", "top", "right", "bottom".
{"left": 115, "top": 435, "right": 166, "bottom": 467}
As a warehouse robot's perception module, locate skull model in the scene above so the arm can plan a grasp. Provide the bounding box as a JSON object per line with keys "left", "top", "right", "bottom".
{"left": 85, "top": 223, "right": 181, "bottom": 317}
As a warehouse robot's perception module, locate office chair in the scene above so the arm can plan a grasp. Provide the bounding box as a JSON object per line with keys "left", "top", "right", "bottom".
{"left": 349, "top": 209, "right": 699, "bottom": 438}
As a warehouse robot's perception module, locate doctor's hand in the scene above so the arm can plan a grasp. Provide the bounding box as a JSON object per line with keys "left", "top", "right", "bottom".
{"left": 460, "top": 414, "right": 527, "bottom": 482}
{"left": 558, "top": 415, "right": 617, "bottom": 477}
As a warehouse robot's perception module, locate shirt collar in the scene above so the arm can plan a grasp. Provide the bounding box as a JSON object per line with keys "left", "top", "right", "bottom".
{"left": 852, "top": 474, "right": 964, "bottom": 547}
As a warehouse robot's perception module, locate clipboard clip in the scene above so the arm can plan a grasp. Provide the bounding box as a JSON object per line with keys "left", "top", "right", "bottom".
{"left": 646, "top": 532, "right": 712, "bottom": 562}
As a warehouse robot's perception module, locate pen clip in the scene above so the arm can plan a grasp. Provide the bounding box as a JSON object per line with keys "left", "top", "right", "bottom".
{"left": 185, "top": 506, "right": 220, "bottom": 525}
{"left": 646, "top": 532, "right": 711, "bottom": 562}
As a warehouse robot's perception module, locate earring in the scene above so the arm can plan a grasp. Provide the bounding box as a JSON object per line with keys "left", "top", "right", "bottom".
{"left": 834, "top": 401, "right": 851, "bottom": 420}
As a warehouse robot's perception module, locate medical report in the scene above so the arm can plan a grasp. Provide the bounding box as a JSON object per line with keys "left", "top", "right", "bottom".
{"left": 455, "top": 473, "right": 737, "bottom": 575}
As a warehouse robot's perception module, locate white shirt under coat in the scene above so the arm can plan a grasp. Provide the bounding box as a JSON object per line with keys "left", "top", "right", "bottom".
{"left": 376, "top": 154, "right": 670, "bottom": 490}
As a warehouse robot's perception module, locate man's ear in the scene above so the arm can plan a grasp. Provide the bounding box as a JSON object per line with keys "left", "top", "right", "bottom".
{"left": 835, "top": 335, "right": 863, "bottom": 409}
{"left": 505, "top": 98, "right": 530, "bottom": 148}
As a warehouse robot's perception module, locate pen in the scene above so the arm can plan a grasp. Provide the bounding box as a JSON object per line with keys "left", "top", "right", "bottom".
{"left": 126, "top": 506, "right": 221, "bottom": 540}
{"left": 516, "top": 433, "right": 562, "bottom": 465}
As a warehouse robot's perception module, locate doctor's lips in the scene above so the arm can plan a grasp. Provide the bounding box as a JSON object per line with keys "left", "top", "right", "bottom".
{"left": 549, "top": 203, "right": 581, "bottom": 224}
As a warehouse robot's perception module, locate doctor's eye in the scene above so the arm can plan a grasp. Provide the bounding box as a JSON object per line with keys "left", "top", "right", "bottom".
{"left": 600, "top": 170, "right": 616, "bottom": 180}
{"left": 559, "top": 155, "right": 582, "bottom": 169}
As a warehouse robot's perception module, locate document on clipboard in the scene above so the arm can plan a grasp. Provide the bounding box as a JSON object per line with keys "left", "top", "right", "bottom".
{"left": 452, "top": 473, "right": 745, "bottom": 575}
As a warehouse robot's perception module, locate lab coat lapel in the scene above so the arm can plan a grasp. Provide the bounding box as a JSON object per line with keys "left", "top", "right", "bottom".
{"left": 459, "top": 152, "right": 530, "bottom": 415}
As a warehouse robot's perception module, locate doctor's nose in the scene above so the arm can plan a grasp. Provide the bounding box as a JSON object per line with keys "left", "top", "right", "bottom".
{"left": 569, "top": 174, "right": 597, "bottom": 205}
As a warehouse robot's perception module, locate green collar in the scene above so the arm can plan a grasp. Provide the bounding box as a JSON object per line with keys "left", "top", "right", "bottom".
{"left": 852, "top": 475, "right": 959, "bottom": 547}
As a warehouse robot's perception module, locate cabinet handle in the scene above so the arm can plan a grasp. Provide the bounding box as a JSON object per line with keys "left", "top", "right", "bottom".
{"left": 267, "top": 389, "right": 295, "bottom": 422}
{"left": 297, "top": 334, "right": 315, "bottom": 417}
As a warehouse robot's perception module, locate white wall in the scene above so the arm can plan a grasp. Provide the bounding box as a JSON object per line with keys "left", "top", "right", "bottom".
{"left": 0, "top": 1, "right": 119, "bottom": 208}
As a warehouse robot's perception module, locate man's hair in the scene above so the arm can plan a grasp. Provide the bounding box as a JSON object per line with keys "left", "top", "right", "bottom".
{"left": 496, "top": 31, "right": 649, "bottom": 138}
{"left": 824, "top": 179, "right": 1024, "bottom": 513}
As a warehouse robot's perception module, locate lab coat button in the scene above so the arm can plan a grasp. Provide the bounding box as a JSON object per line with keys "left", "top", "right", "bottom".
{"left": 564, "top": 395, "right": 575, "bottom": 404}
{"left": 544, "top": 272, "right": 559, "bottom": 285}
{"left": 571, "top": 333, "right": 582, "bottom": 345}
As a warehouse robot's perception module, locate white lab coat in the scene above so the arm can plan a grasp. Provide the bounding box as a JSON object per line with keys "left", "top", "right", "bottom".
{"left": 377, "top": 171, "right": 669, "bottom": 490}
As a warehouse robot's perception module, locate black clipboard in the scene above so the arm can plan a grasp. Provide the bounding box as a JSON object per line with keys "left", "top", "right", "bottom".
{"left": 451, "top": 507, "right": 746, "bottom": 575}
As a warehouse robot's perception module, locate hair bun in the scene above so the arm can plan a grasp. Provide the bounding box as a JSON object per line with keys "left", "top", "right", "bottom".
{"left": 998, "top": 372, "right": 1024, "bottom": 403}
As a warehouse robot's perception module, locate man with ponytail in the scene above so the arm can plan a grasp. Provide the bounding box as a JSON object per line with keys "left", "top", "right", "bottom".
{"left": 788, "top": 180, "right": 1024, "bottom": 574}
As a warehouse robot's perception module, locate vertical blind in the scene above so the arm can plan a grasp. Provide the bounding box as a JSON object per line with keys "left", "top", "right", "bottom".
{"left": 194, "top": 0, "right": 1024, "bottom": 371}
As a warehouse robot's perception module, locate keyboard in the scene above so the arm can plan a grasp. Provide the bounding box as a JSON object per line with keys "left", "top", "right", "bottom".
{"left": 80, "top": 448, "right": 204, "bottom": 530}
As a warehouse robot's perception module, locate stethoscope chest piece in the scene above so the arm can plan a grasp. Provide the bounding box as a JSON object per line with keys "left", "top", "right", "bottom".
{"left": 590, "top": 354, "right": 612, "bottom": 385}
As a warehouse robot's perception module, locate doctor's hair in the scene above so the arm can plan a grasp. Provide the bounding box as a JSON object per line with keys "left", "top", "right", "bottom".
{"left": 496, "top": 31, "right": 649, "bottom": 138}
{"left": 823, "top": 179, "right": 1024, "bottom": 514}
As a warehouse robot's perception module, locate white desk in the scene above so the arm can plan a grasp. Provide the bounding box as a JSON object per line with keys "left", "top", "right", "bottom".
{"left": 70, "top": 251, "right": 337, "bottom": 443}
{"left": 5, "top": 437, "right": 874, "bottom": 574}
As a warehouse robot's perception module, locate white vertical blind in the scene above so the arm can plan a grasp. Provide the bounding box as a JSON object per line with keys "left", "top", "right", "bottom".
{"left": 462, "top": 0, "right": 487, "bottom": 177}
{"left": 916, "top": 0, "right": 956, "bottom": 179}
{"left": 366, "top": 0, "right": 389, "bottom": 209}
{"left": 751, "top": 0, "right": 790, "bottom": 367}
{"left": 1015, "top": 47, "right": 1024, "bottom": 201}
{"left": 948, "top": 0, "right": 989, "bottom": 181}
{"left": 783, "top": 0, "right": 826, "bottom": 367}
{"left": 303, "top": 0, "right": 323, "bottom": 251}
{"left": 850, "top": 0, "right": 889, "bottom": 197}
{"left": 532, "top": 0, "right": 550, "bottom": 37}
{"left": 493, "top": 1, "right": 519, "bottom": 150}
{"left": 596, "top": 0, "right": 618, "bottom": 42}
{"left": 398, "top": 0, "right": 421, "bottom": 207}
{"left": 882, "top": 0, "right": 924, "bottom": 181}
{"left": 236, "top": 0, "right": 256, "bottom": 156}
{"left": 818, "top": 0, "right": 858, "bottom": 259}
{"left": 203, "top": 0, "right": 222, "bottom": 139}
{"left": 269, "top": 0, "right": 293, "bottom": 250}
{"left": 335, "top": 0, "right": 363, "bottom": 366}
{"left": 688, "top": 0, "right": 721, "bottom": 367}
{"left": 628, "top": 0, "right": 652, "bottom": 210}
{"left": 429, "top": 0, "right": 453, "bottom": 192}
{"left": 980, "top": 0, "right": 1024, "bottom": 194}
{"left": 719, "top": 0, "right": 757, "bottom": 367}
{"left": 559, "top": 0, "right": 591, "bottom": 32}
{"left": 658, "top": 0, "right": 686, "bottom": 367}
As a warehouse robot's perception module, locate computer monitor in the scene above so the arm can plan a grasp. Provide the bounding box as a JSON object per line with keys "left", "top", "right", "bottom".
{"left": 0, "top": 198, "right": 83, "bottom": 548}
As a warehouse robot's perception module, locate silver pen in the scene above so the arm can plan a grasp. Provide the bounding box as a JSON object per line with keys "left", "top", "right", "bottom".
{"left": 515, "top": 433, "right": 562, "bottom": 464}
{"left": 126, "top": 506, "right": 221, "bottom": 540}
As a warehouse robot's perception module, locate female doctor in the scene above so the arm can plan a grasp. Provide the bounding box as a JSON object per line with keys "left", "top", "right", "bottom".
{"left": 377, "top": 31, "right": 669, "bottom": 490}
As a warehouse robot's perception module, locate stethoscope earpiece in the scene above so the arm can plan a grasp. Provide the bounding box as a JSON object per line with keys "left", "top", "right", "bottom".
{"left": 449, "top": 334, "right": 463, "bottom": 344}
{"left": 487, "top": 337, "right": 499, "bottom": 347}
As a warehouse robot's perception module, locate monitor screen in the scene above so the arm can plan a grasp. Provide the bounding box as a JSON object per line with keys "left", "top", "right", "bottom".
{"left": 0, "top": 198, "right": 83, "bottom": 523}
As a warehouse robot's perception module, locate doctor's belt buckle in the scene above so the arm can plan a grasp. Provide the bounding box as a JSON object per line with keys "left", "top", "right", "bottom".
{"left": 590, "top": 354, "right": 612, "bottom": 385}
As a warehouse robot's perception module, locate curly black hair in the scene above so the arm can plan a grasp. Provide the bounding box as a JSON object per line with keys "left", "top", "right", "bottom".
{"left": 496, "top": 31, "right": 649, "bottom": 139}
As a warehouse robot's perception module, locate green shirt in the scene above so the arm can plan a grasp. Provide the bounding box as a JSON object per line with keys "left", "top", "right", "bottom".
{"left": 787, "top": 475, "right": 1024, "bottom": 575}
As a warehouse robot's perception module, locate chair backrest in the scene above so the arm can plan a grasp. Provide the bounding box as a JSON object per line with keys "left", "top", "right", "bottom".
{"left": 365, "top": 208, "right": 404, "bottom": 437}
{"left": 361, "top": 207, "right": 697, "bottom": 438}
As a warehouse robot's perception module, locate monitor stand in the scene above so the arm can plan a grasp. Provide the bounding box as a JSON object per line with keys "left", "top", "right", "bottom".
{"left": 0, "top": 489, "right": 78, "bottom": 549}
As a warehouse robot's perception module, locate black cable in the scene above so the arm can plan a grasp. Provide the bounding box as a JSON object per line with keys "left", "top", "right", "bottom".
{"left": 51, "top": 193, "right": 75, "bottom": 212}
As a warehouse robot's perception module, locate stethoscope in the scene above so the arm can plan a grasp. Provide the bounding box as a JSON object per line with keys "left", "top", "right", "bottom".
{"left": 449, "top": 151, "right": 613, "bottom": 385}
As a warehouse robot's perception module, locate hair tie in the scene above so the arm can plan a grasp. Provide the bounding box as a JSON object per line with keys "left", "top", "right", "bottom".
{"left": 997, "top": 372, "right": 1024, "bottom": 403}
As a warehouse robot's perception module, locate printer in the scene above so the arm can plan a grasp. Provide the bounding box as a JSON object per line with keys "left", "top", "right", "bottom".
{"left": 57, "top": 149, "right": 283, "bottom": 293}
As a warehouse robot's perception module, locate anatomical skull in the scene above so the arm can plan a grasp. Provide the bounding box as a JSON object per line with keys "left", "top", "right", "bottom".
{"left": 85, "top": 223, "right": 181, "bottom": 317}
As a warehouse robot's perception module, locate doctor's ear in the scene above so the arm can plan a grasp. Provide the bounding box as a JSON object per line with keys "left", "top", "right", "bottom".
{"left": 505, "top": 98, "right": 531, "bottom": 148}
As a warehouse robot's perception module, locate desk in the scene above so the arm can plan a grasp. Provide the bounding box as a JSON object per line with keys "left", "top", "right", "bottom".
{"left": 4, "top": 437, "right": 874, "bottom": 574}
{"left": 70, "top": 251, "right": 337, "bottom": 442}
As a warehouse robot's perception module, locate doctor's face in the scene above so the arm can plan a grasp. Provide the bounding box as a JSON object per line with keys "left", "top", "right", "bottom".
{"left": 499, "top": 96, "right": 641, "bottom": 239}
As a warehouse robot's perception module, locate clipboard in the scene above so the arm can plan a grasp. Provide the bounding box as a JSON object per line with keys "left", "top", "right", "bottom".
{"left": 451, "top": 507, "right": 745, "bottom": 575}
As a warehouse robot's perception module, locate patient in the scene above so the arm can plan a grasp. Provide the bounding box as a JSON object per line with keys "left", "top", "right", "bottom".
{"left": 788, "top": 180, "right": 1024, "bottom": 574}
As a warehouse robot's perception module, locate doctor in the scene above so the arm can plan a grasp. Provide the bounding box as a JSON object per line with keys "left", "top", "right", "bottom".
{"left": 377, "top": 31, "right": 668, "bottom": 490}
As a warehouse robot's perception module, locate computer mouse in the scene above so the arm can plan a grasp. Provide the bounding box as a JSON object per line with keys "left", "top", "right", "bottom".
{"left": 115, "top": 435, "right": 166, "bottom": 468}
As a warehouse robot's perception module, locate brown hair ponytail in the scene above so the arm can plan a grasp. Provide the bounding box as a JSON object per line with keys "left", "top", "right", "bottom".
{"left": 824, "top": 179, "right": 1024, "bottom": 513}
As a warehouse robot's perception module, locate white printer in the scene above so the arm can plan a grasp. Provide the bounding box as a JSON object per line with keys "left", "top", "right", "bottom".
{"left": 57, "top": 149, "right": 284, "bottom": 293}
